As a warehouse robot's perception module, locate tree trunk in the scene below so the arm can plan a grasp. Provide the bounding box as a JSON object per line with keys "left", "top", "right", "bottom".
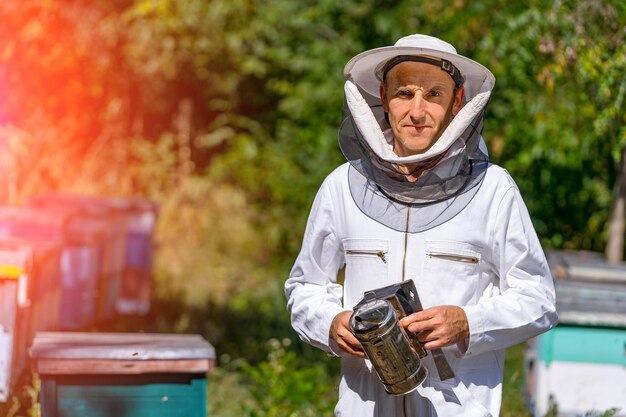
{"left": 605, "top": 144, "right": 626, "bottom": 263}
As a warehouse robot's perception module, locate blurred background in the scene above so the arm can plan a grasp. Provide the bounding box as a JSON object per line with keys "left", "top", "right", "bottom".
{"left": 0, "top": 0, "right": 625, "bottom": 416}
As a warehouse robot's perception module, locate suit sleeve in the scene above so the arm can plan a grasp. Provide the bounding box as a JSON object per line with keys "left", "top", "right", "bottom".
{"left": 461, "top": 185, "right": 558, "bottom": 357}
{"left": 285, "top": 179, "right": 346, "bottom": 355}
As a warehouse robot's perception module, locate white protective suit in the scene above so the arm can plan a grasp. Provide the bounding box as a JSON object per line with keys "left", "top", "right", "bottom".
{"left": 285, "top": 34, "right": 558, "bottom": 417}
{"left": 285, "top": 162, "right": 558, "bottom": 417}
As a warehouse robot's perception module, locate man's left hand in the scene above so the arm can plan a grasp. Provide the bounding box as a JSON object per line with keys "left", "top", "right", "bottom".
{"left": 399, "top": 305, "right": 469, "bottom": 350}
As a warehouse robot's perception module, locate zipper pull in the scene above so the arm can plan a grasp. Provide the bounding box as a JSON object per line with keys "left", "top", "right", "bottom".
{"left": 428, "top": 252, "right": 479, "bottom": 264}
{"left": 346, "top": 250, "right": 387, "bottom": 263}
{"left": 377, "top": 251, "right": 387, "bottom": 264}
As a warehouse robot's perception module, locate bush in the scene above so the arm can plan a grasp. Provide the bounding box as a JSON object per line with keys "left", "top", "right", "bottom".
{"left": 238, "top": 338, "right": 337, "bottom": 417}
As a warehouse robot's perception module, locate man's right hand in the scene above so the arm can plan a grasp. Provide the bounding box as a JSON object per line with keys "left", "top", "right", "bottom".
{"left": 329, "top": 311, "right": 366, "bottom": 358}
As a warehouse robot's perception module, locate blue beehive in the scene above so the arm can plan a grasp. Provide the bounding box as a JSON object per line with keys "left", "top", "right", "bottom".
{"left": 72, "top": 196, "right": 159, "bottom": 315}
{"left": 29, "top": 194, "right": 159, "bottom": 316}
{"left": 119, "top": 198, "right": 159, "bottom": 315}
{"left": 25, "top": 197, "right": 129, "bottom": 323}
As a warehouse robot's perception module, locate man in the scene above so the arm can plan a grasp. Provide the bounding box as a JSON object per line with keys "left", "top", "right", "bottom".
{"left": 285, "top": 34, "right": 557, "bottom": 417}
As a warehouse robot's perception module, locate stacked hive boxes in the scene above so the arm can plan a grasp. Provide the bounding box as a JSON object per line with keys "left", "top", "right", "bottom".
{"left": 525, "top": 250, "right": 626, "bottom": 416}
{"left": 0, "top": 194, "right": 159, "bottom": 402}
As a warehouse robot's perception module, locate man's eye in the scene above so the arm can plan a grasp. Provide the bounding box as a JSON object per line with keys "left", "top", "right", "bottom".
{"left": 429, "top": 91, "right": 441, "bottom": 98}
{"left": 397, "top": 90, "right": 412, "bottom": 98}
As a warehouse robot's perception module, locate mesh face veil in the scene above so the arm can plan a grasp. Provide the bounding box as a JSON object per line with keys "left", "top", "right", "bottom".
{"left": 339, "top": 34, "right": 495, "bottom": 232}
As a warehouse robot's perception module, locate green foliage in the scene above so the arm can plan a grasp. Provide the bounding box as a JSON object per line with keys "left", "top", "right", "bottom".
{"left": 472, "top": 0, "right": 626, "bottom": 251}
{"left": 2, "top": 1, "right": 626, "bottom": 416}
{"left": 239, "top": 338, "right": 336, "bottom": 417}
{"left": 206, "top": 364, "right": 255, "bottom": 417}
{"left": 544, "top": 394, "right": 559, "bottom": 417}
{"left": 543, "top": 395, "right": 621, "bottom": 417}
{"left": 205, "top": 338, "right": 339, "bottom": 417}
{"left": 582, "top": 408, "right": 621, "bottom": 417}
{"left": 502, "top": 343, "right": 532, "bottom": 417}
{"left": 0, "top": 373, "right": 41, "bottom": 417}
{"left": 3, "top": 0, "right": 625, "bottom": 301}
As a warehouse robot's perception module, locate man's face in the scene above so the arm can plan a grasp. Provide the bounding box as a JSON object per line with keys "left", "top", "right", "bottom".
{"left": 380, "top": 60, "right": 464, "bottom": 157}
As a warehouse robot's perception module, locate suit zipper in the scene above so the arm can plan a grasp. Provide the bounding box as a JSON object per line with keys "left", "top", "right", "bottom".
{"left": 345, "top": 250, "right": 387, "bottom": 263}
{"left": 403, "top": 208, "right": 409, "bottom": 417}
{"left": 402, "top": 207, "right": 410, "bottom": 281}
{"left": 427, "top": 251, "right": 479, "bottom": 264}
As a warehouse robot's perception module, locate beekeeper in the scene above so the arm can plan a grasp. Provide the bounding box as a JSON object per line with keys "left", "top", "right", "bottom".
{"left": 285, "top": 34, "right": 558, "bottom": 417}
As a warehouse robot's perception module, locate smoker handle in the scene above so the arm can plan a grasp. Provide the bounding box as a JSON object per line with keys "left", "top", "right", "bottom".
{"left": 431, "top": 348, "right": 455, "bottom": 380}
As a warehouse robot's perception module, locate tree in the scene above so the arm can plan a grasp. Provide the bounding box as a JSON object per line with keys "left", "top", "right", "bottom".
{"left": 473, "top": 0, "right": 626, "bottom": 254}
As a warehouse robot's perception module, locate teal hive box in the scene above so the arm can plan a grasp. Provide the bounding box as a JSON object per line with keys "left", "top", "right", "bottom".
{"left": 31, "top": 332, "right": 216, "bottom": 417}
{"left": 525, "top": 250, "right": 626, "bottom": 416}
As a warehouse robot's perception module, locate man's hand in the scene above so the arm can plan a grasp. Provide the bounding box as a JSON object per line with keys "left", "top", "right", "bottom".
{"left": 329, "top": 311, "right": 366, "bottom": 358}
{"left": 399, "top": 305, "right": 469, "bottom": 350}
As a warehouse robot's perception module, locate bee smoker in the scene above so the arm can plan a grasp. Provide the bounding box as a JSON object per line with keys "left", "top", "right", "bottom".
{"left": 349, "top": 280, "right": 428, "bottom": 395}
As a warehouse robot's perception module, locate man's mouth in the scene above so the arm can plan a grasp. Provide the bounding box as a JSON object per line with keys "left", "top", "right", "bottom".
{"left": 405, "top": 124, "right": 431, "bottom": 131}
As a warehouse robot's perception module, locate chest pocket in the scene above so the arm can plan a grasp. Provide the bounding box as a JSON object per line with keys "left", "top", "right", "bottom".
{"left": 342, "top": 238, "right": 389, "bottom": 308}
{"left": 423, "top": 240, "right": 483, "bottom": 305}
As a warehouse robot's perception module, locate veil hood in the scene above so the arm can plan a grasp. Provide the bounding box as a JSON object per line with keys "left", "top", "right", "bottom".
{"left": 339, "top": 34, "right": 495, "bottom": 232}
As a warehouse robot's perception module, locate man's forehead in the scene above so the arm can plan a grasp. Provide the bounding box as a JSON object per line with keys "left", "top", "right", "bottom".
{"left": 385, "top": 61, "right": 456, "bottom": 88}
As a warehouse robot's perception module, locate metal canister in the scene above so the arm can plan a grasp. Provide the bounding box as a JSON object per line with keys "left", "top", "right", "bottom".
{"left": 349, "top": 298, "right": 427, "bottom": 395}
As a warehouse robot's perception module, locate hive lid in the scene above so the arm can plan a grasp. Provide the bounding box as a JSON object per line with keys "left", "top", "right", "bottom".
{"left": 547, "top": 250, "right": 626, "bottom": 327}
{"left": 31, "top": 332, "right": 215, "bottom": 361}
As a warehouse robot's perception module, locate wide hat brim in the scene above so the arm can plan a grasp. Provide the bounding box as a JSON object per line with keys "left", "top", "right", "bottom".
{"left": 344, "top": 41, "right": 495, "bottom": 102}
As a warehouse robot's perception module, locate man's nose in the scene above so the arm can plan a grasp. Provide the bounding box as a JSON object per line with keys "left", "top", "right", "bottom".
{"left": 408, "top": 95, "right": 426, "bottom": 119}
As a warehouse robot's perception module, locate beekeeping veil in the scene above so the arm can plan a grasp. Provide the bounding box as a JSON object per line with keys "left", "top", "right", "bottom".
{"left": 339, "top": 34, "right": 495, "bottom": 232}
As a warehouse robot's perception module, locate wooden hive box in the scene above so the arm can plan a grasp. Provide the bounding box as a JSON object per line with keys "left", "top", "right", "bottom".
{"left": 525, "top": 250, "right": 626, "bottom": 416}
{"left": 31, "top": 332, "right": 216, "bottom": 417}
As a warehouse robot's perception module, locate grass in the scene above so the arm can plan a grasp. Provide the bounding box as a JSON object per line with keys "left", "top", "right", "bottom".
{"left": 502, "top": 343, "right": 533, "bottom": 417}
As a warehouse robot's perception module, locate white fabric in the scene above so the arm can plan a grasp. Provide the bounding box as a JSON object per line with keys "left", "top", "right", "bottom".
{"left": 285, "top": 163, "right": 558, "bottom": 417}
{"left": 344, "top": 34, "right": 495, "bottom": 104}
{"left": 344, "top": 80, "right": 390, "bottom": 159}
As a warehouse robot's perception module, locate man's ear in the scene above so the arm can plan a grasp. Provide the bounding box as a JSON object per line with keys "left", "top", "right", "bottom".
{"left": 451, "top": 86, "right": 465, "bottom": 116}
{"left": 379, "top": 83, "right": 388, "bottom": 112}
